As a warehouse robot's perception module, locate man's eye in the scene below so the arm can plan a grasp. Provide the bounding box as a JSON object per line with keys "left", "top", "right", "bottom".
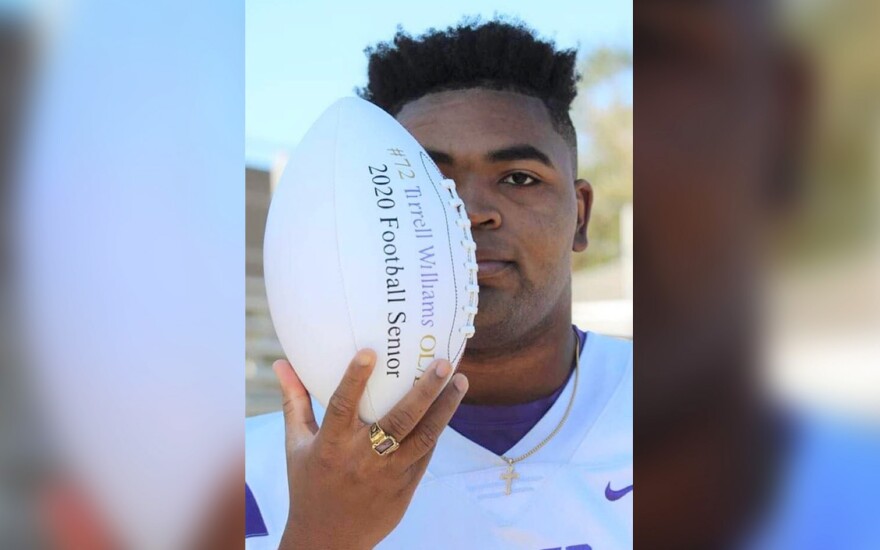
{"left": 500, "top": 172, "right": 541, "bottom": 186}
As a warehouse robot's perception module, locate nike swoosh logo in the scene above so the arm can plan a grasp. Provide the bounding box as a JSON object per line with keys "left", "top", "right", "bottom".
{"left": 605, "top": 482, "right": 633, "bottom": 501}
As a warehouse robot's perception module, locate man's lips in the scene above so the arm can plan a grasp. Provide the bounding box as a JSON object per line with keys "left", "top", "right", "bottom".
{"left": 476, "top": 260, "right": 515, "bottom": 280}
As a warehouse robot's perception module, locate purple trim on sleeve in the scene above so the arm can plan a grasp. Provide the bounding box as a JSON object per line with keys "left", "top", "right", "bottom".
{"left": 448, "top": 326, "right": 587, "bottom": 456}
{"left": 245, "top": 483, "right": 269, "bottom": 538}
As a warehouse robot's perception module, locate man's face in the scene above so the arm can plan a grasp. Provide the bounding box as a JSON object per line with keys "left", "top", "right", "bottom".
{"left": 396, "top": 89, "right": 590, "bottom": 353}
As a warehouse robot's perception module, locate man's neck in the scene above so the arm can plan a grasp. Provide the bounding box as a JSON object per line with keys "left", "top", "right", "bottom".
{"left": 456, "top": 304, "right": 577, "bottom": 406}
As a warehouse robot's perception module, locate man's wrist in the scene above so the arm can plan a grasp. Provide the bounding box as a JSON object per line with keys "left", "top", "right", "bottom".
{"left": 280, "top": 520, "right": 372, "bottom": 550}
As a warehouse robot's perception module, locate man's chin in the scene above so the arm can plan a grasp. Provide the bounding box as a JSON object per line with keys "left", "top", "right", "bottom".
{"left": 466, "top": 304, "right": 516, "bottom": 351}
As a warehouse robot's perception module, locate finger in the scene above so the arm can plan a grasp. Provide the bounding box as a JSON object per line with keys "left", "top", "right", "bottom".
{"left": 375, "top": 359, "right": 453, "bottom": 443}
{"left": 273, "top": 360, "right": 318, "bottom": 440}
{"left": 321, "top": 349, "right": 377, "bottom": 438}
{"left": 393, "top": 373, "right": 468, "bottom": 466}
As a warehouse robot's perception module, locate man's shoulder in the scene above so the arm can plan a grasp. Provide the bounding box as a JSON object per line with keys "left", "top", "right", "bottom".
{"left": 245, "top": 412, "right": 287, "bottom": 499}
{"left": 569, "top": 331, "right": 632, "bottom": 465}
{"left": 583, "top": 331, "right": 632, "bottom": 366}
{"left": 246, "top": 410, "right": 284, "bottom": 431}
{"left": 245, "top": 412, "right": 288, "bottom": 546}
{"left": 246, "top": 411, "right": 284, "bottom": 448}
{"left": 245, "top": 412, "right": 286, "bottom": 494}
{"left": 580, "top": 330, "right": 633, "bottom": 395}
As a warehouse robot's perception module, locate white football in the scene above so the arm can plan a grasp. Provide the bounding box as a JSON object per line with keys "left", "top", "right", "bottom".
{"left": 263, "top": 97, "right": 479, "bottom": 423}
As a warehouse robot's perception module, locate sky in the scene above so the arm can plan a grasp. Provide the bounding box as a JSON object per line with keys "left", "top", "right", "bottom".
{"left": 246, "top": 0, "right": 633, "bottom": 168}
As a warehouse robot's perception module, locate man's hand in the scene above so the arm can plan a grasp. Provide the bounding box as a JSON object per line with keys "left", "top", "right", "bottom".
{"left": 274, "top": 349, "right": 468, "bottom": 550}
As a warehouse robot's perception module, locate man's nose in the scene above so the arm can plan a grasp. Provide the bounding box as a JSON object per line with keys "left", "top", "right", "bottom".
{"left": 454, "top": 176, "right": 502, "bottom": 230}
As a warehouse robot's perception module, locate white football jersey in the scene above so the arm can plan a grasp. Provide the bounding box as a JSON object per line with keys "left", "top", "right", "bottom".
{"left": 246, "top": 332, "right": 633, "bottom": 549}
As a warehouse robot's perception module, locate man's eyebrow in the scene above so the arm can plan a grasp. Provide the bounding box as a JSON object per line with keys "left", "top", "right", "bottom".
{"left": 425, "top": 149, "right": 454, "bottom": 165}
{"left": 487, "top": 144, "right": 553, "bottom": 167}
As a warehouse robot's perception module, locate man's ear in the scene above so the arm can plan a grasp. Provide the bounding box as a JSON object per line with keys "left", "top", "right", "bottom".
{"left": 573, "top": 179, "right": 593, "bottom": 253}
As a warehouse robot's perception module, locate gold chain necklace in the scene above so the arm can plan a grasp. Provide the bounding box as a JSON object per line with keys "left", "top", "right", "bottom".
{"left": 499, "top": 328, "right": 580, "bottom": 496}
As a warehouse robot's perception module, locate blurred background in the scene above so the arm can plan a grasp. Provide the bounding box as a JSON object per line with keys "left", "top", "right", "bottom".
{"left": 763, "top": 0, "right": 880, "bottom": 420}
{"left": 2, "top": 1, "right": 245, "bottom": 548}
{"left": 636, "top": 0, "right": 880, "bottom": 547}
{"left": 244, "top": 0, "right": 634, "bottom": 415}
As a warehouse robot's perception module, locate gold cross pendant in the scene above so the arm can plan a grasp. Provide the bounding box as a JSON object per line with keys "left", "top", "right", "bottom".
{"left": 500, "top": 461, "right": 519, "bottom": 496}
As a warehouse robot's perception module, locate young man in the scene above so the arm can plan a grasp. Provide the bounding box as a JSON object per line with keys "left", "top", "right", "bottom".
{"left": 246, "top": 20, "right": 632, "bottom": 549}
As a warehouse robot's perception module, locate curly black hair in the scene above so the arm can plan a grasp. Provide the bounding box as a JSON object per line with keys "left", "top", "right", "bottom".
{"left": 358, "top": 18, "right": 580, "bottom": 155}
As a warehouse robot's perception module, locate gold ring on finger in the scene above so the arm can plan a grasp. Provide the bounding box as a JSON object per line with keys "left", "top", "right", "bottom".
{"left": 369, "top": 422, "right": 400, "bottom": 457}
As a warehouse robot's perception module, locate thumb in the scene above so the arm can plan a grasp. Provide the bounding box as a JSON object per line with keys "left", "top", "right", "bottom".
{"left": 273, "top": 359, "right": 319, "bottom": 440}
